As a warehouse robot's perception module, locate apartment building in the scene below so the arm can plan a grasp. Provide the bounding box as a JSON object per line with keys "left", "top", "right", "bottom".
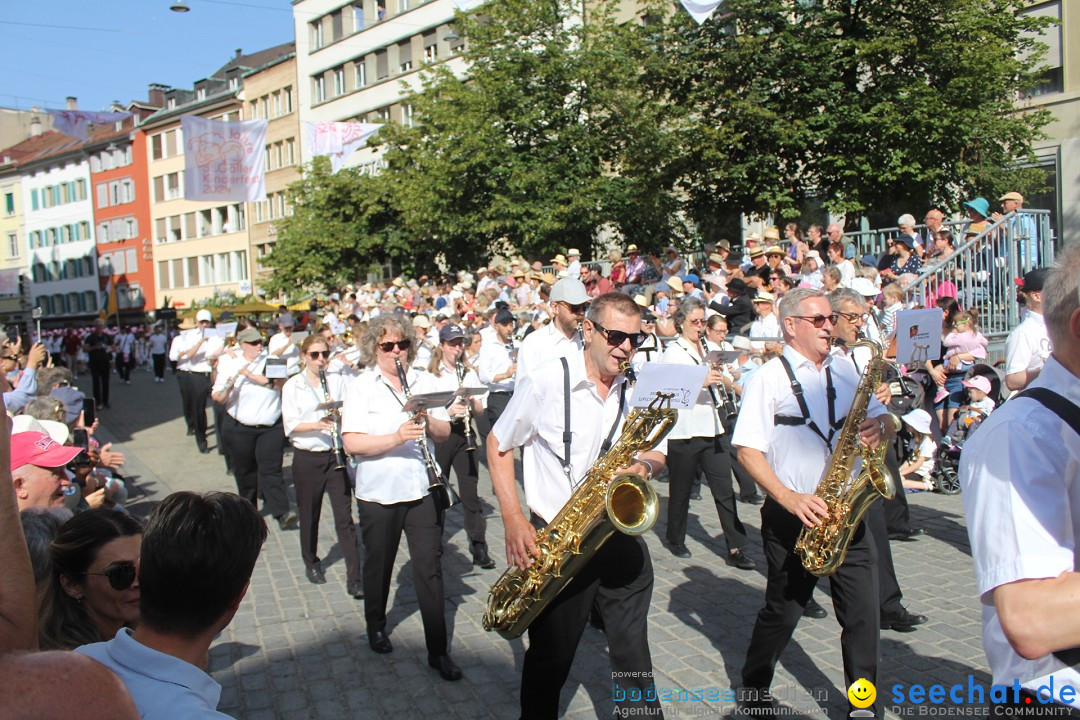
{"left": 0, "top": 169, "right": 28, "bottom": 324}
{"left": 142, "top": 44, "right": 293, "bottom": 309}
{"left": 242, "top": 52, "right": 301, "bottom": 293}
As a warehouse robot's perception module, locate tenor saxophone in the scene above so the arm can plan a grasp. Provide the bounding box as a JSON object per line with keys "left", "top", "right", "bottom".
{"left": 794, "top": 339, "right": 896, "bottom": 576}
{"left": 482, "top": 366, "right": 676, "bottom": 639}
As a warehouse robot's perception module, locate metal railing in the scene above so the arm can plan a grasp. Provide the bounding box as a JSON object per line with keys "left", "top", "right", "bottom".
{"left": 898, "top": 210, "right": 1053, "bottom": 341}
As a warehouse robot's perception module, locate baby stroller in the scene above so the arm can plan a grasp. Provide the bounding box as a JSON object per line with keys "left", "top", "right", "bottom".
{"left": 933, "top": 363, "right": 1006, "bottom": 495}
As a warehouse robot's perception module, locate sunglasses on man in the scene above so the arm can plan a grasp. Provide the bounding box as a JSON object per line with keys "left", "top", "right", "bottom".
{"left": 590, "top": 320, "right": 648, "bottom": 349}
{"left": 792, "top": 314, "right": 838, "bottom": 328}
{"left": 85, "top": 562, "right": 137, "bottom": 591}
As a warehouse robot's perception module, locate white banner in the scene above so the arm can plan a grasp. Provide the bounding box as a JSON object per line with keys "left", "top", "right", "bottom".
{"left": 181, "top": 115, "right": 268, "bottom": 202}
{"left": 451, "top": 0, "right": 486, "bottom": 10}
{"left": 47, "top": 109, "right": 133, "bottom": 141}
{"left": 679, "top": 0, "right": 724, "bottom": 24}
{"left": 304, "top": 122, "right": 382, "bottom": 174}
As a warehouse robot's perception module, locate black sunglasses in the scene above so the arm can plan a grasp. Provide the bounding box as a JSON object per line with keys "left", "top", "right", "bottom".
{"left": 85, "top": 562, "right": 137, "bottom": 591}
{"left": 562, "top": 302, "right": 588, "bottom": 314}
{"left": 378, "top": 339, "right": 412, "bottom": 352}
{"left": 307, "top": 350, "right": 331, "bottom": 359}
{"left": 792, "top": 314, "right": 838, "bottom": 328}
{"left": 834, "top": 311, "right": 863, "bottom": 323}
{"left": 591, "top": 320, "right": 648, "bottom": 349}
{"left": 242, "top": 339, "right": 265, "bottom": 346}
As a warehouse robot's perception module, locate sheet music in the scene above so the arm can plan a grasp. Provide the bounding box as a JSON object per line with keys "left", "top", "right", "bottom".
{"left": 628, "top": 362, "right": 707, "bottom": 410}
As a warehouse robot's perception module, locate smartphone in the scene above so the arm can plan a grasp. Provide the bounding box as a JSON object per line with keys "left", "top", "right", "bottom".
{"left": 71, "top": 428, "right": 92, "bottom": 467}
{"left": 83, "top": 398, "right": 96, "bottom": 427}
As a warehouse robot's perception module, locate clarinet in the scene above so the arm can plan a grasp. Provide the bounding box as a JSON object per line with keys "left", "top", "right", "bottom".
{"left": 701, "top": 338, "right": 739, "bottom": 425}
{"left": 395, "top": 359, "right": 461, "bottom": 509}
{"left": 318, "top": 369, "right": 348, "bottom": 471}
{"left": 455, "top": 359, "right": 477, "bottom": 452}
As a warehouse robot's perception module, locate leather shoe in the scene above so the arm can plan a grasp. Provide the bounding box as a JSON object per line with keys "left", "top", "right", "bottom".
{"left": 803, "top": 598, "right": 828, "bottom": 619}
{"left": 346, "top": 580, "right": 364, "bottom": 599}
{"left": 277, "top": 511, "right": 299, "bottom": 531}
{"left": 368, "top": 629, "right": 393, "bottom": 654}
{"left": 725, "top": 548, "right": 757, "bottom": 571}
{"left": 428, "top": 654, "right": 462, "bottom": 681}
{"left": 689, "top": 491, "right": 702, "bottom": 501}
{"left": 473, "top": 554, "right": 496, "bottom": 569}
{"left": 668, "top": 543, "right": 691, "bottom": 558}
{"left": 888, "top": 527, "right": 925, "bottom": 541}
{"left": 305, "top": 565, "right": 326, "bottom": 585}
{"left": 881, "top": 607, "right": 928, "bottom": 632}
{"left": 186, "top": 428, "right": 195, "bottom": 436}
{"left": 739, "top": 493, "right": 765, "bottom": 505}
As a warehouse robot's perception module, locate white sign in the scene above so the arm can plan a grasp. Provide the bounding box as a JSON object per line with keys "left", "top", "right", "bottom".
{"left": 628, "top": 362, "right": 708, "bottom": 410}
{"left": 238, "top": 279, "right": 252, "bottom": 294}
{"left": 895, "top": 308, "right": 943, "bottom": 367}
{"left": 181, "top": 115, "right": 268, "bottom": 201}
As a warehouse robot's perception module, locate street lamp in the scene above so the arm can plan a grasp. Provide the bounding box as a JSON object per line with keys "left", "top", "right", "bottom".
{"left": 170, "top": 0, "right": 191, "bottom": 12}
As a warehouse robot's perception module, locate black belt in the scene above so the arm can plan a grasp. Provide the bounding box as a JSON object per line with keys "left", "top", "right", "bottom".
{"left": 489, "top": 390, "right": 512, "bottom": 396}
{"left": 228, "top": 415, "right": 279, "bottom": 429}
{"left": 292, "top": 447, "right": 332, "bottom": 455}
{"left": 181, "top": 370, "right": 210, "bottom": 375}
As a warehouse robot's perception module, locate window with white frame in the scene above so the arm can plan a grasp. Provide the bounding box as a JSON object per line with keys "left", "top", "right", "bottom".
{"left": 6, "top": 232, "right": 17, "bottom": 258}
{"left": 355, "top": 62, "right": 367, "bottom": 88}
{"left": 311, "top": 20, "right": 324, "bottom": 49}
{"left": 334, "top": 68, "right": 346, "bottom": 96}
{"left": 314, "top": 75, "right": 326, "bottom": 103}
{"left": 401, "top": 103, "right": 415, "bottom": 128}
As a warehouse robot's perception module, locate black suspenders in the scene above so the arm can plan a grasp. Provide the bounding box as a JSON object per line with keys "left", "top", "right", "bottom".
{"left": 553, "top": 356, "right": 626, "bottom": 487}
{"left": 774, "top": 355, "right": 845, "bottom": 450}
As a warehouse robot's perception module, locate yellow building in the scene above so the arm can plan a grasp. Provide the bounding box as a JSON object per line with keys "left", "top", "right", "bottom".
{"left": 0, "top": 171, "right": 28, "bottom": 323}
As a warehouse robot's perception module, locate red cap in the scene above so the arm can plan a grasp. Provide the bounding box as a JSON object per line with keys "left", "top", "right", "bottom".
{"left": 11, "top": 431, "right": 82, "bottom": 471}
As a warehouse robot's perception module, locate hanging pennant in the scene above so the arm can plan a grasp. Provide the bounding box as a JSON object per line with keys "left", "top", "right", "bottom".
{"left": 47, "top": 110, "right": 133, "bottom": 141}
{"left": 304, "top": 121, "right": 382, "bottom": 174}
{"left": 680, "top": 0, "right": 724, "bottom": 24}
{"left": 181, "top": 115, "right": 268, "bottom": 202}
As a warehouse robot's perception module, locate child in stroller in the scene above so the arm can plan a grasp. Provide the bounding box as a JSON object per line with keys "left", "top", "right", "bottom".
{"left": 935, "top": 366, "right": 1004, "bottom": 494}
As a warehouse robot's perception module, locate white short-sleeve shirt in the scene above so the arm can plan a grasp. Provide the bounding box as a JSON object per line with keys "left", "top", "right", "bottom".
{"left": 960, "top": 356, "right": 1080, "bottom": 704}
{"left": 170, "top": 330, "right": 223, "bottom": 373}
{"left": 213, "top": 354, "right": 282, "bottom": 427}
{"left": 267, "top": 331, "right": 301, "bottom": 377}
{"left": 516, "top": 322, "right": 583, "bottom": 382}
{"left": 1005, "top": 312, "right": 1051, "bottom": 377}
{"left": 282, "top": 370, "right": 351, "bottom": 452}
{"left": 660, "top": 337, "right": 722, "bottom": 440}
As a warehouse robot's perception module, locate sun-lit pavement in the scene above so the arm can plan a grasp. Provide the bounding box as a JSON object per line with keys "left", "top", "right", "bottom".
{"left": 92, "top": 365, "right": 988, "bottom": 719}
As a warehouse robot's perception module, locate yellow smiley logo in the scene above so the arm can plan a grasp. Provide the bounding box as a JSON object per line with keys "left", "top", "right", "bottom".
{"left": 848, "top": 678, "right": 876, "bottom": 709}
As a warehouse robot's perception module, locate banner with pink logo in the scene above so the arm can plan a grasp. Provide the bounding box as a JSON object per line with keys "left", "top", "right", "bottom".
{"left": 303, "top": 122, "right": 382, "bottom": 174}
{"left": 680, "top": 0, "right": 724, "bottom": 24}
{"left": 47, "top": 109, "right": 133, "bottom": 141}
{"left": 181, "top": 115, "right": 268, "bottom": 202}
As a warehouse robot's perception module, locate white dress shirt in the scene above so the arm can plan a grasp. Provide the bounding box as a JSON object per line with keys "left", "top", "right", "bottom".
{"left": 660, "top": 337, "right": 722, "bottom": 440}
{"left": 749, "top": 313, "right": 781, "bottom": 350}
{"left": 1005, "top": 311, "right": 1051, "bottom": 377}
{"left": 732, "top": 345, "right": 884, "bottom": 495}
{"left": 213, "top": 354, "right": 282, "bottom": 426}
{"left": 493, "top": 350, "right": 667, "bottom": 523}
{"left": 169, "top": 330, "right": 223, "bottom": 373}
{"left": 516, "top": 321, "right": 583, "bottom": 381}
{"left": 341, "top": 367, "right": 442, "bottom": 504}
{"left": 478, "top": 334, "right": 516, "bottom": 393}
{"left": 960, "top": 356, "right": 1080, "bottom": 706}
{"left": 282, "top": 371, "right": 350, "bottom": 451}
{"left": 267, "top": 331, "right": 301, "bottom": 377}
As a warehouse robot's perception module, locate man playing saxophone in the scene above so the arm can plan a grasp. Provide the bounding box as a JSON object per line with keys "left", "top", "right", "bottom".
{"left": 487, "top": 292, "right": 668, "bottom": 720}
{"left": 732, "top": 288, "right": 896, "bottom": 717}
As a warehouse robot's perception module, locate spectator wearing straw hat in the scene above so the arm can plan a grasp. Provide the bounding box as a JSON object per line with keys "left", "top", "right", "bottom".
{"left": 992, "top": 192, "right": 1038, "bottom": 270}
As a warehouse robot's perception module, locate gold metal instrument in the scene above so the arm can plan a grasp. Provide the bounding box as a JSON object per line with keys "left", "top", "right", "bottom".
{"left": 318, "top": 369, "right": 348, "bottom": 471}
{"left": 482, "top": 365, "right": 676, "bottom": 639}
{"left": 794, "top": 339, "right": 896, "bottom": 576}
{"left": 395, "top": 359, "right": 461, "bottom": 509}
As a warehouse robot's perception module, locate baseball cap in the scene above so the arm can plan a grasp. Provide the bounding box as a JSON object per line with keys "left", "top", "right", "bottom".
{"left": 860, "top": 254, "right": 879, "bottom": 268}
{"left": 682, "top": 274, "right": 700, "bottom": 287}
{"left": 196, "top": 309, "right": 213, "bottom": 322}
{"left": 962, "top": 376, "right": 992, "bottom": 394}
{"left": 550, "top": 278, "right": 590, "bottom": 305}
{"left": 412, "top": 314, "right": 431, "bottom": 329}
{"left": 11, "top": 431, "right": 81, "bottom": 471}
{"left": 439, "top": 324, "right": 466, "bottom": 342}
{"left": 1016, "top": 267, "right": 1049, "bottom": 293}
{"left": 494, "top": 308, "right": 516, "bottom": 325}
{"left": 237, "top": 328, "right": 263, "bottom": 344}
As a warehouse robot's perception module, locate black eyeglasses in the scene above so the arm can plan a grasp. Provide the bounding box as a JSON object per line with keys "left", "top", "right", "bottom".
{"left": 590, "top": 320, "right": 648, "bottom": 349}
{"left": 85, "top": 562, "right": 137, "bottom": 591}
{"left": 307, "top": 350, "right": 331, "bottom": 359}
{"left": 792, "top": 314, "right": 838, "bottom": 328}
{"left": 377, "top": 339, "right": 412, "bottom": 352}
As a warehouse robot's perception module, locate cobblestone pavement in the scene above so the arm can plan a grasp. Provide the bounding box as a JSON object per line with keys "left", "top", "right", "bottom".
{"left": 93, "top": 366, "right": 988, "bottom": 720}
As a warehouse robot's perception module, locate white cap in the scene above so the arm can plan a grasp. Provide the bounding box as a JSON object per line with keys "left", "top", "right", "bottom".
{"left": 196, "top": 309, "right": 213, "bottom": 322}
{"left": 550, "top": 278, "right": 590, "bottom": 305}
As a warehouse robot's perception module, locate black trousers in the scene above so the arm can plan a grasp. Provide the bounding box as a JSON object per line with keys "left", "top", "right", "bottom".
{"left": 152, "top": 353, "right": 166, "bottom": 380}
{"left": 358, "top": 493, "right": 447, "bottom": 657}
{"left": 666, "top": 435, "right": 747, "bottom": 551}
{"left": 485, "top": 391, "right": 512, "bottom": 431}
{"left": 212, "top": 400, "right": 229, "bottom": 462}
{"left": 865, "top": 500, "right": 903, "bottom": 615}
{"left": 88, "top": 355, "right": 110, "bottom": 406}
{"left": 292, "top": 448, "right": 361, "bottom": 586}
{"left": 116, "top": 353, "right": 134, "bottom": 382}
{"left": 521, "top": 531, "right": 660, "bottom": 720}
{"left": 434, "top": 424, "right": 486, "bottom": 556}
{"left": 221, "top": 415, "right": 290, "bottom": 518}
{"left": 178, "top": 371, "right": 210, "bottom": 442}
{"left": 742, "top": 499, "right": 880, "bottom": 716}
{"left": 883, "top": 438, "right": 913, "bottom": 533}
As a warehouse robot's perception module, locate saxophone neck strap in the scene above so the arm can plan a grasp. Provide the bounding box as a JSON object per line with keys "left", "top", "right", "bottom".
{"left": 554, "top": 356, "right": 626, "bottom": 485}
{"left": 776, "top": 354, "right": 843, "bottom": 450}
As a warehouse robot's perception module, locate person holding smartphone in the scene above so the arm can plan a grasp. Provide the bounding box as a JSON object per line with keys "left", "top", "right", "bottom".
{"left": 2, "top": 337, "right": 47, "bottom": 413}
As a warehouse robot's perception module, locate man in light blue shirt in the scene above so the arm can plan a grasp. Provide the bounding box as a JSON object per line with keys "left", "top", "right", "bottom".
{"left": 77, "top": 492, "right": 267, "bottom": 719}
{"left": 2, "top": 341, "right": 46, "bottom": 413}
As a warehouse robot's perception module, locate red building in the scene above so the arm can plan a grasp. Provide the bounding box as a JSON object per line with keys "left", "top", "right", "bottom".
{"left": 86, "top": 87, "right": 163, "bottom": 318}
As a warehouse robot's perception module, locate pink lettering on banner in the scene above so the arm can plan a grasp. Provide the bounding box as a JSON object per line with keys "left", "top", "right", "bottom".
{"left": 182, "top": 116, "right": 268, "bottom": 201}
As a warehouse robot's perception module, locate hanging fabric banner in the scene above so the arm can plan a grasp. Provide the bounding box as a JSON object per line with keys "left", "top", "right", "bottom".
{"left": 181, "top": 115, "right": 268, "bottom": 202}
{"left": 451, "top": 0, "right": 486, "bottom": 10}
{"left": 303, "top": 121, "right": 383, "bottom": 174}
{"left": 679, "top": 0, "right": 724, "bottom": 24}
{"left": 47, "top": 110, "right": 133, "bottom": 141}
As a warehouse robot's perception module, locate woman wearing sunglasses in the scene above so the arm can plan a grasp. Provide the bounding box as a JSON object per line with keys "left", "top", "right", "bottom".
{"left": 282, "top": 334, "right": 362, "bottom": 598}
{"left": 340, "top": 315, "right": 460, "bottom": 682}
{"left": 39, "top": 509, "right": 142, "bottom": 650}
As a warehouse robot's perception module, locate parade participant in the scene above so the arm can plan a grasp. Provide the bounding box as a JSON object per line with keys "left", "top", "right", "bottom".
{"left": 733, "top": 288, "right": 895, "bottom": 716}
{"left": 428, "top": 324, "right": 492, "bottom": 568}
{"left": 340, "top": 314, "right": 460, "bottom": 681}
{"left": 148, "top": 325, "right": 167, "bottom": 383}
{"left": 281, "top": 334, "right": 362, "bottom": 597}
{"left": 1005, "top": 267, "right": 1051, "bottom": 392}
{"left": 211, "top": 327, "right": 298, "bottom": 531}
{"left": 661, "top": 296, "right": 755, "bottom": 568}
{"left": 516, "top": 278, "right": 589, "bottom": 379}
{"left": 636, "top": 311, "right": 663, "bottom": 363}
{"left": 83, "top": 319, "right": 114, "bottom": 411}
{"left": 477, "top": 307, "right": 517, "bottom": 428}
{"left": 488, "top": 292, "right": 668, "bottom": 719}
{"left": 960, "top": 244, "right": 1080, "bottom": 712}
{"left": 169, "top": 309, "right": 223, "bottom": 453}
{"left": 267, "top": 315, "right": 301, "bottom": 377}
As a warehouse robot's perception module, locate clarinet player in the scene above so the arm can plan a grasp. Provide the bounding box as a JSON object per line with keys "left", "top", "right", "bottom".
{"left": 282, "top": 334, "right": 363, "bottom": 598}
{"left": 427, "top": 324, "right": 493, "bottom": 569}
{"left": 340, "top": 315, "right": 461, "bottom": 682}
